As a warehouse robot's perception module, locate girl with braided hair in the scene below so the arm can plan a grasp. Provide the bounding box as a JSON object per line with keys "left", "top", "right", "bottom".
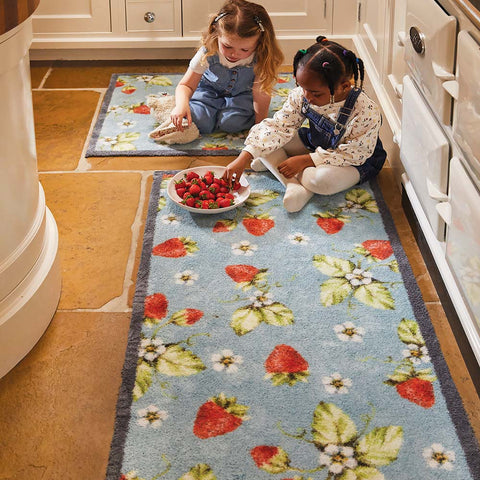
{"left": 224, "top": 36, "right": 387, "bottom": 212}
{"left": 169, "top": 0, "right": 283, "bottom": 135}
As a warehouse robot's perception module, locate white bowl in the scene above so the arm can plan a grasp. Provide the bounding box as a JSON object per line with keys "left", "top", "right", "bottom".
{"left": 166, "top": 166, "right": 251, "bottom": 214}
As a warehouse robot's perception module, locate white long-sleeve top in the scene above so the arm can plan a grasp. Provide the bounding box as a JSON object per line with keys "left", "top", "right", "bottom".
{"left": 243, "top": 86, "right": 382, "bottom": 167}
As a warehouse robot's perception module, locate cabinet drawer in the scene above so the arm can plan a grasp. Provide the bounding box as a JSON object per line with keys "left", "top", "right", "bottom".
{"left": 126, "top": 0, "right": 181, "bottom": 33}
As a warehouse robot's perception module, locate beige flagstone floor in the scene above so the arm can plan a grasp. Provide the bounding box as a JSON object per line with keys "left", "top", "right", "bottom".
{"left": 0, "top": 60, "right": 479, "bottom": 480}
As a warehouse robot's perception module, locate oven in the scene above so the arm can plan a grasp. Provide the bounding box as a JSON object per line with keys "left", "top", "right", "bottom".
{"left": 399, "top": 0, "right": 480, "bottom": 364}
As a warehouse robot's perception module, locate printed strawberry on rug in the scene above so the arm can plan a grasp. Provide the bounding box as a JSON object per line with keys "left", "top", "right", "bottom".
{"left": 107, "top": 171, "right": 480, "bottom": 480}
{"left": 85, "top": 73, "right": 295, "bottom": 157}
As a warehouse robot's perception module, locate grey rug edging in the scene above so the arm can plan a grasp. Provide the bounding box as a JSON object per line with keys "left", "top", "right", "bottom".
{"left": 105, "top": 171, "right": 166, "bottom": 480}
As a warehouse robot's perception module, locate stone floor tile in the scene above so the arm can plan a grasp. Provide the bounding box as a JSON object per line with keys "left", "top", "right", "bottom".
{"left": 34, "top": 90, "right": 100, "bottom": 171}
{"left": 0, "top": 311, "right": 130, "bottom": 480}
{"left": 40, "top": 172, "right": 142, "bottom": 309}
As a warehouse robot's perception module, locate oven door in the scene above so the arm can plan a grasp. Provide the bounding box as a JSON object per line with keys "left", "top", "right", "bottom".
{"left": 451, "top": 30, "right": 480, "bottom": 179}
{"left": 444, "top": 156, "right": 480, "bottom": 338}
{"left": 404, "top": 0, "right": 456, "bottom": 125}
{"left": 400, "top": 75, "right": 450, "bottom": 240}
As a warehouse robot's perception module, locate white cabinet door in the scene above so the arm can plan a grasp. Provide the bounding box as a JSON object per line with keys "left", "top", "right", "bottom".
{"left": 182, "top": 0, "right": 332, "bottom": 38}
{"left": 33, "top": 0, "right": 111, "bottom": 33}
{"left": 357, "top": 0, "right": 386, "bottom": 79}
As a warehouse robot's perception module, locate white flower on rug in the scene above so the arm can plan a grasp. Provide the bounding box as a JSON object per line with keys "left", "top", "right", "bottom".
{"left": 211, "top": 349, "right": 244, "bottom": 373}
{"left": 98, "top": 136, "right": 118, "bottom": 149}
{"left": 402, "top": 344, "right": 431, "bottom": 364}
{"left": 322, "top": 373, "right": 352, "bottom": 394}
{"left": 160, "top": 213, "right": 182, "bottom": 225}
{"left": 339, "top": 200, "right": 363, "bottom": 213}
{"left": 231, "top": 240, "right": 258, "bottom": 256}
{"left": 107, "top": 104, "right": 125, "bottom": 114}
{"left": 345, "top": 268, "right": 372, "bottom": 287}
{"left": 334, "top": 321, "right": 365, "bottom": 342}
{"left": 137, "top": 404, "right": 168, "bottom": 428}
{"left": 288, "top": 232, "right": 310, "bottom": 245}
{"left": 117, "top": 120, "right": 136, "bottom": 129}
{"left": 175, "top": 270, "right": 199, "bottom": 285}
{"left": 423, "top": 443, "right": 456, "bottom": 470}
{"left": 135, "top": 75, "right": 153, "bottom": 83}
{"left": 318, "top": 444, "right": 358, "bottom": 475}
{"left": 249, "top": 290, "right": 274, "bottom": 307}
{"left": 138, "top": 337, "right": 166, "bottom": 362}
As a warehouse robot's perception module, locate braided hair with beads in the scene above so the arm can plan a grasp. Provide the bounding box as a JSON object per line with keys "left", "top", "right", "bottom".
{"left": 293, "top": 36, "right": 365, "bottom": 103}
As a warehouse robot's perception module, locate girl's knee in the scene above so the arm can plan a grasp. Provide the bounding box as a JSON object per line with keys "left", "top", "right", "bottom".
{"left": 217, "top": 113, "right": 254, "bottom": 133}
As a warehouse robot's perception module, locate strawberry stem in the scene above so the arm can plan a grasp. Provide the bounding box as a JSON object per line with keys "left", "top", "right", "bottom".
{"left": 276, "top": 421, "right": 315, "bottom": 444}
{"left": 151, "top": 454, "right": 171, "bottom": 479}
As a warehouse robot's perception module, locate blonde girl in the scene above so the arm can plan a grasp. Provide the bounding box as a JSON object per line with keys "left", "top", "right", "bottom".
{"left": 170, "top": 0, "right": 284, "bottom": 134}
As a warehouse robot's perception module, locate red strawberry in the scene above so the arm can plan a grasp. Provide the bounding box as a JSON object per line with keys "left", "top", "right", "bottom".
{"left": 186, "top": 171, "right": 200, "bottom": 182}
{"left": 115, "top": 79, "right": 125, "bottom": 87}
{"left": 265, "top": 345, "right": 309, "bottom": 373}
{"left": 193, "top": 394, "right": 249, "bottom": 438}
{"left": 225, "top": 265, "right": 260, "bottom": 283}
{"left": 395, "top": 377, "right": 435, "bottom": 408}
{"left": 170, "top": 308, "right": 203, "bottom": 326}
{"left": 243, "top": 215, "right": 275, "bottom": 236}
{"left": 133, "top": 104, "right": 151, "bottom": 114}
{"left": 264, "top": 345, "right": 309, "bottom": 386}
{"left": 213, "top": 219, "right": 237, "bottom": 232}
{"left": 121, "top": 85, "right": 136, "bottom": 94}
{"left": 152, "top": 237, "right": 198, "bottom": 257}
{"left": 144, "top": 293, "right": 168, "bottom": 320}
{"left": 316, "top": 217, "right": 344, "bottom": 234}
{"left": 251, "top": 446, "right": 290, "bottom": 473}
{"left": 362, "top": 240, "right": 393, "bottom": 260}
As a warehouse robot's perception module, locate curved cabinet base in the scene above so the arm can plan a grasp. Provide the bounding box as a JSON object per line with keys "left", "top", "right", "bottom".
{"left": 0, "top": 208, "right": 61, "bottom": 378}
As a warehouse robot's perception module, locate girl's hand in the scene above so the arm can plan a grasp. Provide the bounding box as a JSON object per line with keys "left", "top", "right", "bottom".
{"left": 278, "top": 155, "right": 315, "bottom": 178}
{"left": 170, "top": 105, "right": 191, "bottom": 132}
{"left": 223, "top": 151, "right": 253, "bottom": 187}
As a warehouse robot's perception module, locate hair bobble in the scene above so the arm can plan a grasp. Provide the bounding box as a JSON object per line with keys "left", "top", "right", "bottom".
{"left": 322, "top": 62, "right": 329, "bottom": 67}
{"left": 321, "top": 37, "right": 328, "bottom": 42}
{"left": 298, "top": 49, "right": 307, "bottom": 54}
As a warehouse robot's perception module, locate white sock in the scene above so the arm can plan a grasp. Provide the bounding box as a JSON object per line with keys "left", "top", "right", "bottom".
{"left": 283, "top": 181, "right": 314, "bottom": 212}
{"left": 251, "top": 158, "right": 268, "bottom": 171}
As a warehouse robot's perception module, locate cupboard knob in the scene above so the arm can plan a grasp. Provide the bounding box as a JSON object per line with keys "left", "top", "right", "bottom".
{"left": 144, "top": 12, "right": 156, "bottom": 23}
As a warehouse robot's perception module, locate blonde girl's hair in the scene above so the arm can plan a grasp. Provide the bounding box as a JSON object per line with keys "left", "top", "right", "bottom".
{"left": 201, "top": 0, "right": 284, "bottom": 95}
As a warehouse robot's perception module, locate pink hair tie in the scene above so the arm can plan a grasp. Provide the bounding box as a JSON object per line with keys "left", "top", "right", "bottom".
{"left": 322, "top": 62, "right": 329, "bottom": 67}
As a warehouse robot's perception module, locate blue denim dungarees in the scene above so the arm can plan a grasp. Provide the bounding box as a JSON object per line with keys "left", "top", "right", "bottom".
{"left": 298, "top": 87, "right": 386, "bottom": 184}
{"left": 190, "top": 54, "right": 256, "bottom": 134}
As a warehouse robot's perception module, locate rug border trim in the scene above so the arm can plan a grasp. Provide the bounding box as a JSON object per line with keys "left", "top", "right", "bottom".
{"left": 105, "top": 171, "right": 166, "bottom": 480}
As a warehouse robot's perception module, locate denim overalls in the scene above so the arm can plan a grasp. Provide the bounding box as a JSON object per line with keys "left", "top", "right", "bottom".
{"left": 298, "top": 87, "right": 386, "bottom": 184}
{"left": 190, "top": 54, "right": 256, "bottom": 134}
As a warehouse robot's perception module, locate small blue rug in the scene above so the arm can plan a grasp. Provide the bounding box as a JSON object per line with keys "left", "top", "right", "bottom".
{"left": 107, "top": 171, "right": 480, "bottom": 480}
{"left": 86, "top": 73, "right": 295, "bottom": 157}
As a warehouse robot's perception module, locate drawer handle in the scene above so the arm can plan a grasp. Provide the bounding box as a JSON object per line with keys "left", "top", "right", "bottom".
{"left": 144, "top": 11, "right": 156, "bottom": 23}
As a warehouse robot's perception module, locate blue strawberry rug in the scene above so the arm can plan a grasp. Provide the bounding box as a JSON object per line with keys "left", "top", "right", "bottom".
{"left": 107, "top": 171, "right": 480, "bottom": 480}
{"left": 85, "top": 74, "right": 295, "bottom": 157}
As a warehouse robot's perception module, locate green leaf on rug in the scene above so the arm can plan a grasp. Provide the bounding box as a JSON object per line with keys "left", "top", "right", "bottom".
{"left": 356, "top": 426, "right": 403, "bottom": 466}
{"left": 178, "top": 463, "right": 217, "bottom": 480}
{"left": 397, "top": 318, "right": 425, "bottom": 345}
{"left": 354, "top": 282, "right": 395, "bottom": 310}
{"left": 312, "top": 402, "right": 357, "bottom": 446}
{"left": 133, "top": 361, "right": 152, "bottom": 401}
{"left": 156, "top": 344, "right": 206, "bottom": 376}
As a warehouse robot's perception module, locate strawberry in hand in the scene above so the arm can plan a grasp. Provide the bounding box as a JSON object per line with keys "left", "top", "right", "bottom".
{"left": 193, "top": 393, "right": 249, "bottom": 438}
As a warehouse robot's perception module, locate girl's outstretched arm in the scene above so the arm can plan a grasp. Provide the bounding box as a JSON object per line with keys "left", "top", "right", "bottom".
{"left": 252, "top": 81, "right": 271, "bottom": 123}
{"left": 171, "top": 68, "right": 202, "bottom": 131}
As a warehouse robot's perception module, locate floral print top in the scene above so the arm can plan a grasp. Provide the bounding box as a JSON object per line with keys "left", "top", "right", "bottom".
{"left": 243, "top": 86, "right": 382, "bottom": 167}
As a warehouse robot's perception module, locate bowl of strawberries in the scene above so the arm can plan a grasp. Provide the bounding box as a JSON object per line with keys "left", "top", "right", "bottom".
{"left": 167, "top": 166, "right": 251, "bottom": 214}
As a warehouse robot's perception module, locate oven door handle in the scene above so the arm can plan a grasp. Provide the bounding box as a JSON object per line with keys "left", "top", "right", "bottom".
{"left": 426, "top": 178, "right": 448, "bottom": 202}
{"left": 431, "top": 61, "right": 455, "bottom": 81}
{"left": 442, "top": 80, "right": 459, "bottom": 100}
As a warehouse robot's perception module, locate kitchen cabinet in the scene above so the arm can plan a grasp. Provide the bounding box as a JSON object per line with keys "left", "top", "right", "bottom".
{"left": 30, "top": 0, "right": 357, "bottom": 60}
